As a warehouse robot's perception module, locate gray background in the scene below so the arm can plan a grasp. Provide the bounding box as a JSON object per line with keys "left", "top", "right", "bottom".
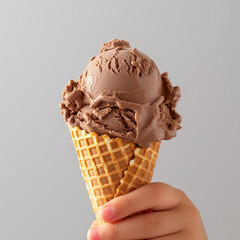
{"left": 0, "top": 0, "right": 239, "bottom": 239}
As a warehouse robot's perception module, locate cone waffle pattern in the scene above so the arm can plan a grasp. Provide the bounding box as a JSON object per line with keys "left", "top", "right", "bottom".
{"left": 115, "top": 141, "right": 161, "bottom": 197}
{"left": 69, "top": 126, "right": 160, "bottom": 223}
{"left": 69, "top": 126, "right": 135, "bottom": 221}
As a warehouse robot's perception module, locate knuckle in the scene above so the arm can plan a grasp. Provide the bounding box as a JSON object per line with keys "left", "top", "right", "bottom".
{"left": 190, "top": 206, "right": 201, "bottom": 220}
{"left": 142, "top": 214, "right": 159, "bottom": 233}
{"left": 175, "top": 188, "right": 193, "bottom": 206}
{"left": 151, "top": 182, "right": 171, "bottom": 203}
{"left": 105, "top": 223, "right": 119, "bottom": 240}
{"left": 184, "top": 206, "right": 202, "bottom": 229}
{"left": 151, "top": 182, "right": 165, "bottom": 198}
{"left": 176, "top": 189, "right": 187, "bottom": 200}
{"left": 176, "top": 188, "right": 185, "bottom": 196}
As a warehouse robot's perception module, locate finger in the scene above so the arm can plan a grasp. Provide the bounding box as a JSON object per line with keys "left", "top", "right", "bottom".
{"left": 149, "top": 231, "right": 185, "bottom": 240}
{"left": 87, "top": 220, "right": 100, "bottom": 240}
{"left": 100, "top": 182, "right": 182, "bottom": 222}
{"left": 97, "top": 210, "right": 185, "bottom": 240}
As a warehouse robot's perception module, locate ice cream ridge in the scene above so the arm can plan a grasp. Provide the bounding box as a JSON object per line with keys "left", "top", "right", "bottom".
{"left": 60, "top": 39, "right": 181, "bottom": 223}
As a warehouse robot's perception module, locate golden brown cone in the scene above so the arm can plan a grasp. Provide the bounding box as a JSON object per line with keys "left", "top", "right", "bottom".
{"left": 69, "top": 126, "right": 160, "bottom": 224}
{"left": 115, "top": 141, "right": 161, "bottom": 197}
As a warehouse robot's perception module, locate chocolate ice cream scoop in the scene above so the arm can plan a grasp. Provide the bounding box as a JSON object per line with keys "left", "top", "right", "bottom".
{"left": 60, "top": 39, "right": 181, "bottom": 147}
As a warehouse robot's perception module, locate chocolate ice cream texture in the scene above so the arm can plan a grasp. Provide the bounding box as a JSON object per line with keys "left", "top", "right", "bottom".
{"left": 60, "top": 39, "right": 181, "bottom": 148}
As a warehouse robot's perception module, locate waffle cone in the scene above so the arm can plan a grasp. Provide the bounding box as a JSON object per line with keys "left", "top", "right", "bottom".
{"left": 115, "top": 141, "right": 161, "bottom": 197}
{"left": 69, "top": 126, "right": 160, "bottom": 224}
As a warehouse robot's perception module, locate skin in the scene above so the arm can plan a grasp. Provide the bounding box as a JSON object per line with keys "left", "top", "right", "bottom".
{"left": 87, "top": 183, "right": 208, "bottom": 240}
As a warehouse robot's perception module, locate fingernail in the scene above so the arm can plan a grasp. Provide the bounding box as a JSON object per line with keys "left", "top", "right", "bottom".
{"left": 100, "top": 206, "right": 115, "bottom": 221}
{"left": 87, "top": 228, "right": 100, "bottom": 240}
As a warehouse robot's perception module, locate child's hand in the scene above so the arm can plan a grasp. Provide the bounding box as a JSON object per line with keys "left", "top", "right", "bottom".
{"left": 87, "top": 183, "right": 207, "bottom": 240}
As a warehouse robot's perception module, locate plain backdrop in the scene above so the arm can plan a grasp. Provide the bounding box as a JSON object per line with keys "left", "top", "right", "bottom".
{"left": 0, "top": 0, "right": 240, "bottom": 239}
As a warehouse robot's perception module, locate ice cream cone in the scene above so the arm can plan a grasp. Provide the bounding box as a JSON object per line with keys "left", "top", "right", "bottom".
{"left": 69, "top": 126, "right": 160, "bottom": 224}
{"left": 69, "top": 126, "right": 135, "bottom": 223}
{"left": 115, "top": 141, "right": 161, "bottom": 197}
